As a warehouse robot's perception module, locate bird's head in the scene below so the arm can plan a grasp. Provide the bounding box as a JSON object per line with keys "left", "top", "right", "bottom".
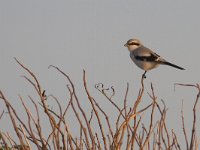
{"left": 124, "top": 39, "right": 142, "bottom": 51}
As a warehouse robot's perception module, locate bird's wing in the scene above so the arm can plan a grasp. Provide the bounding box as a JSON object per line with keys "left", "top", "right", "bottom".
{"left": 133, "top": 46, "right": 162, "bottom": 62}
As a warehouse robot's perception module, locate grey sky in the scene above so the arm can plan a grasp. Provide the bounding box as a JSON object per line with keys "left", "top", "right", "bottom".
{"left": 0, "top": 0, "right": 200, "bottom": 148}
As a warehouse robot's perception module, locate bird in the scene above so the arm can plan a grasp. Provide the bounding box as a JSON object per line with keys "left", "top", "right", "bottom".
{"left": 124, "top": 38, "right": 185, "bottom": 78}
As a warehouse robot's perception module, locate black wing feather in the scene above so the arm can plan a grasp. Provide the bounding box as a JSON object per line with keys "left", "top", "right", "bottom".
{"left": 135, "top": 53, "right": 160, "bottom": 62}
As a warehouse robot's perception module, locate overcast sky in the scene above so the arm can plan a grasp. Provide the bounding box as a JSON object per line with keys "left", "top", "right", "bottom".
{"left": 0, "top": 0, "right": 200, "bottom": 148}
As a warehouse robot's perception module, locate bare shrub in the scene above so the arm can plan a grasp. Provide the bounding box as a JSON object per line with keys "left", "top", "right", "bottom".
{"left": 0, "top": 58, "right": 199, "bottom": 150}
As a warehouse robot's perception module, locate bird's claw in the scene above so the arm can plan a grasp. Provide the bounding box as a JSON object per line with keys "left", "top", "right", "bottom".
{"left": 142, "top": 71, "right": 147, "bottom": 79}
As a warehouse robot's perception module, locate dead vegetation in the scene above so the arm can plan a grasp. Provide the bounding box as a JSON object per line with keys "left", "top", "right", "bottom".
{"left": 0, "top": 58, "right": 199, "bottom": 150}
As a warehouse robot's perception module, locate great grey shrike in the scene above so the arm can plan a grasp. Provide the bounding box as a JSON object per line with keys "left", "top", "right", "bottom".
{"left": 124, "top": 38, "right": 185, "bottom": 77}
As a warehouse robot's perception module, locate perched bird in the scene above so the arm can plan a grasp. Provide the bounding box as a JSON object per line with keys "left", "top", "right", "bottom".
{"left": 124, "top": 39, "right": 185, "bottom": 77}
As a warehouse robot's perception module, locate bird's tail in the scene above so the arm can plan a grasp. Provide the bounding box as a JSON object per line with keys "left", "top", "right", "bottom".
{"left": 162, "top": 61, "right": 185, "bottom": 70}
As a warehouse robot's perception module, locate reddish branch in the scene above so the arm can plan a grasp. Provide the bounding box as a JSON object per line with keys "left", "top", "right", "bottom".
{"left": 0, "top": 59, "right": 199, "bottom": 149}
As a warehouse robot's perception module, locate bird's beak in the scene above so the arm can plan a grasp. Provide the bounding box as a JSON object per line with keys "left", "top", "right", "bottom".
{"left": 124, "top": 43, "right": 127, "bottom": 47}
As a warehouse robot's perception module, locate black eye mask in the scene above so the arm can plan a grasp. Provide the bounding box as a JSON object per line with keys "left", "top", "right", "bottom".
{"left": 129, "top": 42, "right": 140, "bottom": 46}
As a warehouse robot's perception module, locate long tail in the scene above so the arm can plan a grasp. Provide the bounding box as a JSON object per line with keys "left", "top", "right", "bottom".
{"left": 162, "top": 61, "right": 185, "bottom": 70}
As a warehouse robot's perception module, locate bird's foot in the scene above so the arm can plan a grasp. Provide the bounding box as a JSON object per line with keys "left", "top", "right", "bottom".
{"left": 142, "top": 71, "right": 147, "bottom": 79}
